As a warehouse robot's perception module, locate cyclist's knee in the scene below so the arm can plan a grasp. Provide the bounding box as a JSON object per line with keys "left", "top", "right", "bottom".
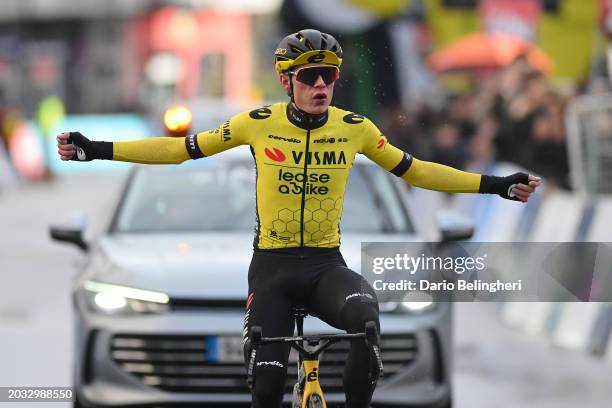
{"left": 251, "top": 365, "right": 286, "bottom": 407}
{"left": 339, "top": 294, "right": 379, "bottom": 333}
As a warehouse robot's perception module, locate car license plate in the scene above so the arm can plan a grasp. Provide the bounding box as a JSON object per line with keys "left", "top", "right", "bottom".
{"left": 207, "top": 336, "right": 244, "bottom": 363}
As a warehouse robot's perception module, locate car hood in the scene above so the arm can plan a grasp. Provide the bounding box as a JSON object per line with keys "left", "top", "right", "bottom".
{"left": 89, "top": 231, "right": 418, "bottom": 299}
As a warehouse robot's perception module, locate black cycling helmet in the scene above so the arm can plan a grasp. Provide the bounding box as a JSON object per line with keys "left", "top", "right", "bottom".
{"left": 274, "top": 29, "right": 343, "bottom": 75}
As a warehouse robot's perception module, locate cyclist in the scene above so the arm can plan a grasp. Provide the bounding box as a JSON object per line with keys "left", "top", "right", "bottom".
{"left": 57, "top": 29, "right": 540, "bottom": 408}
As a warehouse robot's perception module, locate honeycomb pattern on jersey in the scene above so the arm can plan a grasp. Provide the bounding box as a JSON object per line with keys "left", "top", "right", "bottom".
{"left": 266, "top": 196, "right": 344, "bottom": 247}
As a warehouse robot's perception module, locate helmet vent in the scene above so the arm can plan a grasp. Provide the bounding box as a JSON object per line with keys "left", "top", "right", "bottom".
{"left": 290, "top": 45, "right": 305, "bottom": 54}
{"left": 304, "top": 38, "right": 315, "bottom": 51}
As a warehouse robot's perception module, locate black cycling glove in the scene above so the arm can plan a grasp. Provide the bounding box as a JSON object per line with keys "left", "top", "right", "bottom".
{"left": 479, "top": 172, "right": 529, "bottom": 201}
{"left": 67, "top": 132, "right": 113, "bottom": 161}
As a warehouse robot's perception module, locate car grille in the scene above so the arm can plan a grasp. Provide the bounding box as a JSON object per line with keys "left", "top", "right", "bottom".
{"left": 169, "top": 298, "right": 246, "bottom": 311}
{"left": 110, "top": 333, "right": 418, "bottom": 394}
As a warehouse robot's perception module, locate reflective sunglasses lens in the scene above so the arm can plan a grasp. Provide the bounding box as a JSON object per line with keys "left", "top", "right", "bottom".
{"left": 320, "top": 67, "right": 340, "bottom": 84}
{"left": 296, "top": 67, "right": 339, "bottom": 85}
{"left": 296, "top": 68, "right": 320, "bottom": 85}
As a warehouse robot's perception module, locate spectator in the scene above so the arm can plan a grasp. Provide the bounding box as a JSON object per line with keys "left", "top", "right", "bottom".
{"left": 373, "top": 55, "right": 574, "bottom": 191}
{"left": 530, "top": 92, "right": 570, "bottom": 188}
{"left": 430, "top": 121, "right": 468, "bottom": 169}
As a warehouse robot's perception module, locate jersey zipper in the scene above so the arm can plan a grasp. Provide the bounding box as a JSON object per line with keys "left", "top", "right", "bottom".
{"left": 299, "top": 120, "right": 312, "bottom": 247}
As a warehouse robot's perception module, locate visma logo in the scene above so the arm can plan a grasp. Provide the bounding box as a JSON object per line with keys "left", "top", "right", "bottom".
{"left": 292, "top": 151, "right": 346, "bottom": 166}
{"left": 222, "top": 121, "right": 231, "bottom": 142}
{"left": 265, "top": 148, "right": 347, "bottom": 166}
{"left": 264, "top": 147, "right": 286, "bottom": 162}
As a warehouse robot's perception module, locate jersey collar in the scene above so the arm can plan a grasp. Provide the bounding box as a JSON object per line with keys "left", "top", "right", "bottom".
{"left": 286, "top": 102, "right": 328, "bottom": 130}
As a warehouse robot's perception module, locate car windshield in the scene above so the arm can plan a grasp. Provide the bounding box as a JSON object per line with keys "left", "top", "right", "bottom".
{"left": 112, "top": 159, "right": 414, "bottom": 234}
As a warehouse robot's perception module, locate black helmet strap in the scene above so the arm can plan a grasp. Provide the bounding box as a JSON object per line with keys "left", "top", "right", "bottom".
{"left": 287, "top": 74, "right": 307, "bottom": 115}
{"left": 287, "top": 73, "right": 295, "bottom": 101}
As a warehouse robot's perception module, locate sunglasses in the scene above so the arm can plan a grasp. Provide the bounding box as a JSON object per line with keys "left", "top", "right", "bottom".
{"left": 288, "top": 66, "right": 340, "bottom": 86}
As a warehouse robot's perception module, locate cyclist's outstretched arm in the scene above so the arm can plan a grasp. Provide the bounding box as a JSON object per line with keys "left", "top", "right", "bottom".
{"left": 56, "top": 112, "right": 252, "bottom": 164}
{"left": 359, "top": 117, "right": 540, "bottom": 202}
{"left": 400, "top": 158, "right": 540, "bottom": 202}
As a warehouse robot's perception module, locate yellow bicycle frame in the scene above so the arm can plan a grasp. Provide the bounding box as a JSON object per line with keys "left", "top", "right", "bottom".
{"left": 301, "top": 359, "right": 326, "bottom": 408}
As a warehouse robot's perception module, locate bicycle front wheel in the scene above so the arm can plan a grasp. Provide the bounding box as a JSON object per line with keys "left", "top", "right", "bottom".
{"left": 306, "top": 393, "right": 324, "bottom": 408}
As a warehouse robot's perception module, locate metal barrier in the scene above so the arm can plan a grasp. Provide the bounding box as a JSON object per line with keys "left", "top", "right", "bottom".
{"left": 565, "top": 92, "right": 612, "bottom": 195}
{"left": 530, "top": 190, "right": 585, "bottom": 242}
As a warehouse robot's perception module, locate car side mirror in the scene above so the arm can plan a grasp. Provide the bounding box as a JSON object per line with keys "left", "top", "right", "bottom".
{"left": 437, "top": 209, "right": 474, "bottom": 243}
{"left": 49, "top": 226, "right": 89, "bottom": 252}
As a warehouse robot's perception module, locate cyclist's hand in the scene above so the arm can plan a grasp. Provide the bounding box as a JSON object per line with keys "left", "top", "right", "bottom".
{"left": 509, "top": 174, "right": 541, "bottom": 202}
{"left": 56, "top": 131, "right": 112, "bottom": 161}
{"left": 480, "top": 172, "right": 541, "bottom": 202}
{"left": 56, "top": 132, "right": 77, "bottom": 161}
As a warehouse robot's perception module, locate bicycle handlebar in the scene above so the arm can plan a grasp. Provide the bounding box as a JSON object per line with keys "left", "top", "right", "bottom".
{"left": 247, "top": 322, "right": 383, "bottom": 390}
{"left": 258, "top": 332, "right": 366, "bottom": 344}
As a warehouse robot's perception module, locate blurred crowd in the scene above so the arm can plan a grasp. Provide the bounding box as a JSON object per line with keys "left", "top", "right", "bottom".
{"left": 378, "top": 56, "right": 577, "bottom": 190}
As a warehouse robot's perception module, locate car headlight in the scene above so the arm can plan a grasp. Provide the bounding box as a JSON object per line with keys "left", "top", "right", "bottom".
{"left": 380, "top": 292, "right": 436, "bottom": 314}
{"left": 83, "top": 280, "right": 170, "bottom": 315}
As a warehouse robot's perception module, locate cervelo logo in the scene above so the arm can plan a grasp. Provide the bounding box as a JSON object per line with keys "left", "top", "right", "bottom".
{"left": 257, "top": 361, "right": 284, "bottom": 368}
{"left": 268, "top": 134, "right": 301, "bottom": 144}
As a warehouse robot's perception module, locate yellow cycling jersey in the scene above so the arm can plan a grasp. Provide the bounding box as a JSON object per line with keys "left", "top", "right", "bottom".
{"left": 113, "top": 102, "right": 482, "bottom": 249}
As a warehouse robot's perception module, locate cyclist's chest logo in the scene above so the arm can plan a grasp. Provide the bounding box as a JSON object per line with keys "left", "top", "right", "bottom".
{"left": 263, "top": 147, "right": 347, "bottom": 166}
{"left": 294, "top": 151, "right": 347, "bottom": 166}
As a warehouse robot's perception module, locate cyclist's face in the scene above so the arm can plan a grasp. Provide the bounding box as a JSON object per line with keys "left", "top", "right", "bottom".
{"left": 280, "top": 64, "right": 339, "bottom": 114}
